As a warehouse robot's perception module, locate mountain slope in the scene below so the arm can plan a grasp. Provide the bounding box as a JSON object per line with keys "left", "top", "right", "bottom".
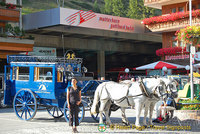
{"left": 22, "top": 0, "right": 105, "bottom": 15}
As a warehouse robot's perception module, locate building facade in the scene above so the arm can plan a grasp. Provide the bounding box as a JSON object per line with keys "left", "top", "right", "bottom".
{"left": 23, "top": 7, "right": 162, "bottom": 80}
{"left": 0, "top": 0, "right": 34, "bottom": 72}
{"left": 143, "top": 0, "right": 200, "bottom": 68}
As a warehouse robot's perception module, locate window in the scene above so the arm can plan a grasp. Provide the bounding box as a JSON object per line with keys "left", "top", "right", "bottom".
{"left": 198, "top": 4, "right": 200, "bottom": 9}
{"left": 179, "top": 41, "right": 185, "bottom": 47}
{"left": 172, "top": 8, "right": 176, "bottom": 13}
{"left": 178, "top": 7, "right": 184, "bottom": 12}
{"left": 0, "top": 27, "right": 3, "bottom": 34}
{"left": 17, "top": 0, "right": 21, "bottom": 5}
{"left": 13, "top": 67, "right": 29, "bottom": 81}
{"left": 192, "top": 6, "right": 196, "bottom": 10}
{"left": 34, "top": 67, "right": 52, "bottom": 81}
{"left": 172, "top": 36, "right": 178, "bottom": 47}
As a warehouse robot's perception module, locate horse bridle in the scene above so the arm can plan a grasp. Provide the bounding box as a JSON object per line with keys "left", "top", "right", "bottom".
{"left": 152, "top": 80, "right": 168, "bottom": 99}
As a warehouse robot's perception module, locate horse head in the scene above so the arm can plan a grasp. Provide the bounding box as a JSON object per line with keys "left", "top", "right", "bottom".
{"left": 142, "top": 78, "right": 167, "bottom": 100}
{"left": 161, "top": 77, "right": 179, "bottom": 99}
{"left": 151, "top": 79, "right": 167, "bottom": 100}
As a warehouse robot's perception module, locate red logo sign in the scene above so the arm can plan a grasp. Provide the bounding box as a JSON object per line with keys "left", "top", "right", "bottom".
{"left": 65, "top": 10, "right": 96, "bottom": 26}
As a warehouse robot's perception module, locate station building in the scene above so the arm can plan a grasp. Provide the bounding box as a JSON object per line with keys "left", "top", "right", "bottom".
{"left": 23, "top": 7, "right": 162, "bottom": 80}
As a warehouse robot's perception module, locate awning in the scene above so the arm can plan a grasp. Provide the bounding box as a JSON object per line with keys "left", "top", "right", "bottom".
{"left": 135, "top": 61, "right": 185, "bottom": 70}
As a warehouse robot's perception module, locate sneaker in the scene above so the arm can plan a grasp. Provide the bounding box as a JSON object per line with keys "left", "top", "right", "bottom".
{"left": 72, "top": 128, "right": 75, "bottom": 133}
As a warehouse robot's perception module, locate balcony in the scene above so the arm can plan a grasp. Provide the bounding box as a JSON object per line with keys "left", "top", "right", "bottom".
{"left": 142, "top": 10, "right": 200, "bottom": 32}
{"left": 0, "top": 37, "right": 34, "bottom": 59}
{"left": 0, "top": 7, "right": 20, "bottom": 22}
{"left": 144, "top": 0, "right": 188, "bottom": 9}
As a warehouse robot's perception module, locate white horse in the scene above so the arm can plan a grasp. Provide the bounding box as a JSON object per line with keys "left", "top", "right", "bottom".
{"left": 120, "top": 77, "right": 178, "bottom": 127}
{"left": 91, "top": 78, "right": 166, "bottom": 127}
{"left": 143, "top": 77, "right": 178, "bottom": 126}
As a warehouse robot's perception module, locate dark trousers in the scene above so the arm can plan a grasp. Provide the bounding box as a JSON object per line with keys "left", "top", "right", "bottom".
{"left": 69, "top": 104, "right": 79, "bottom": 126}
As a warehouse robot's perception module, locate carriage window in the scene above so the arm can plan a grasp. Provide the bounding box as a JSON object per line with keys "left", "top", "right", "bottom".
{"left": 34, "top": 67, "right": 52, "bottom": 81}
{"left": 13, "top": 67, "right": 29, "bottom": 81}
{"left": 57, "top": 71, "right": 63, "bottom": 82}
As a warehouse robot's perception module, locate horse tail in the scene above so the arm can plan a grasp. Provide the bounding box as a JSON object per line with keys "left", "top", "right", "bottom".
{"left": 91, "top": 82, "right": 105, "bottom": 114}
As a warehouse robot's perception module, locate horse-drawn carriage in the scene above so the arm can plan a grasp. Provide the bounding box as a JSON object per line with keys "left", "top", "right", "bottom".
{"left": 3, "top": 55, "right": 109, "bottom": 122}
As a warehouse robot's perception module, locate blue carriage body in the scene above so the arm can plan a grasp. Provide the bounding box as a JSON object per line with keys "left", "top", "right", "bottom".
{"left": 4, "top": 55, "right": 99, "bottom": 109}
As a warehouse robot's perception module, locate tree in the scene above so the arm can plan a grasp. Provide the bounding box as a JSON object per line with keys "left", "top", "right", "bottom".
{"left": 127, "top": 0, "right": 138, "bottom": 19}
{"left": 112, "top": 0, "right": 125, "bottom": 17}
{"left": 127, "top": 0, "right": 144, "bottom": 19}
{"left": 103, "top": 0, "right": 113, "bottom": 15}
{"left": 93, "top": 0, "right": 100, "bottom": 13}
{"left": 127, "top": 0, "right": 157, "bottom": 20}
{"left": 143, "top": 6, "right": 156, "bottom": 18}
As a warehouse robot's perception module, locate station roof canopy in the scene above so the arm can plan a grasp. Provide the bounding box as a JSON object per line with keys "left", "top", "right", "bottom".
{"left": 23, "top": 8, "right": 162, "bottom": 45}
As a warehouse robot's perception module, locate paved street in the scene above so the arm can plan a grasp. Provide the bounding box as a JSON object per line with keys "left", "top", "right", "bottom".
{"left": 0, "top": 108, "right": 199, "bottom": 134}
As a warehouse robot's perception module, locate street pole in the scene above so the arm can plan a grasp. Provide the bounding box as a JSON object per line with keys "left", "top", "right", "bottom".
{"left": 189, "top": 0, "right": 194, "bottom": 100}
{"left": 19, "top": 0, "right": 22, "bottom": 30}
{"left": 190, "top": 47, "right": 194, "bottom": 100}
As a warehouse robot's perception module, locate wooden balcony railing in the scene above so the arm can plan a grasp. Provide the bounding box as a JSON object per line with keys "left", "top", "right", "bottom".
{"left": 0, "top": 37, "right": 34, "bottom": 59}
{"left": 145, "top": 16, "right": 200, "bottom": 32}
{"left": 0, "top": 8, "right": 20, "bottom": 22}
{"left": 144, "top": 0, "right": 188, "bottom": 9}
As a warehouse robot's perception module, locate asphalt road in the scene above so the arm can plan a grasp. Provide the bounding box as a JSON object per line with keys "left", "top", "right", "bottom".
{"left": 0, "top": 108, "right": 199, "bottom": 134}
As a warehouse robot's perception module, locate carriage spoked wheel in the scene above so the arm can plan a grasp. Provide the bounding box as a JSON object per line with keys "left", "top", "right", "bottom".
{"left": 13, "top": 89, "right": 37, "bottom": 121}
{"left": 90, "top": 103, "right": 111, "bottom": 122}
{"left": 46, "top": 106, "right": 64, "bottom": 118}
{"left": 63, "top": 101, "right": 85, "bottom": 123}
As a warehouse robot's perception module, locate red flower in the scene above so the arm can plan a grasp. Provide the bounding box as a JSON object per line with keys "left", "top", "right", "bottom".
{"left": 156, "top": 47, "right": 189, "bottom": 56}
{"left": 142, "top": 9, "right": 200, "bottom": 25}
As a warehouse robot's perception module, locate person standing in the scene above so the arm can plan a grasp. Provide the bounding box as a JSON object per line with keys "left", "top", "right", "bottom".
{"left": 67, "top": 78, "right": 82, "bottom": 133}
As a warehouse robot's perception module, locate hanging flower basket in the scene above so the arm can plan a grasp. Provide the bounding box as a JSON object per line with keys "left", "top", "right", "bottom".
{"left": 176, "top": 25, "right": 200, "bottom": 46}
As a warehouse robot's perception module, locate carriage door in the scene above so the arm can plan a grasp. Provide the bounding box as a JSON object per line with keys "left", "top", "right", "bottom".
{"left": 4, "top": 65, "right": 12, "bottom": 105}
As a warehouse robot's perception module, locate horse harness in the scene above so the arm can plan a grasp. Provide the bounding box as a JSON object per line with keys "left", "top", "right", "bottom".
{"left": 102, "top": 81, "right": 162, "bottom": 107}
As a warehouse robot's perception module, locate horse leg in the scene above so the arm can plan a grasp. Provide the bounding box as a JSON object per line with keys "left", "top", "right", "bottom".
{"left": 104, "top": 100, "right": 112, "bottom": 125}
{"left": 121, "top": 107, "right": 130, "bottom": 126}
{"left": 143, "top": 100, "right": 150, "bottom": 128}
{"left": 148, "top": 102, "right": 156, "bottom": 126}
{"left": 135, "top": 100, "right": 144, "bottom": 127}
{"left": 99, "top": 99, "right": 107, "bottom": 124}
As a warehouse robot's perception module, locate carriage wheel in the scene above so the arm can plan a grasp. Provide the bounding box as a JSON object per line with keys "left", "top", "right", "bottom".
{"left": 46, "top": 106, "right": 64, "bottom": 118}
{"left": 13, "top": 89, "right": 37, "bottom": 121}
{"left": 90, "top": 105, "right": 111, "bottom": 122}
{"left": 63, "top": 101, "right": 85, "bottom": 123}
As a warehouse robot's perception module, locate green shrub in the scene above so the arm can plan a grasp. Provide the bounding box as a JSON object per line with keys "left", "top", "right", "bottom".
{"left": 177, "top": 98, "right": 200, "bottom": 110}
{"left": 5, "top": 24, "right": 25, "bottom": 37}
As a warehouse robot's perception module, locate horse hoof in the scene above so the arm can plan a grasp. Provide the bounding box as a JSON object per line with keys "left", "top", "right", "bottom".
{"left": 122, "top": 121, "right": 130, "bottom": 126}
{"left": 143, "top": 125, "right": 147, "bottom": 128}
{"left": 150, "top": 125, "right": 154, "bottom": 128}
